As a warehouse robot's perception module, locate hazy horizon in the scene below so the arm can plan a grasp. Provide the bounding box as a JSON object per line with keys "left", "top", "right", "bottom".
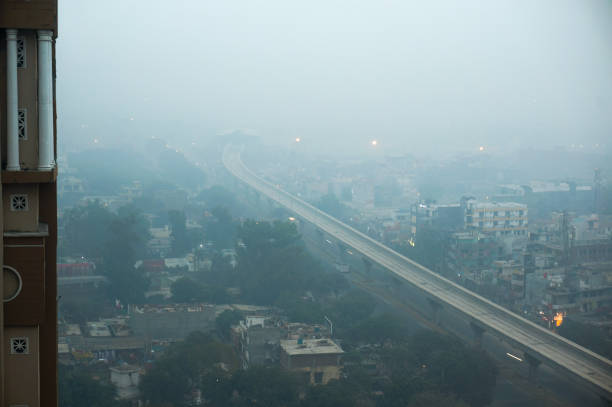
{"left": 57, "top": 0, "right": 612, "bottom": 157}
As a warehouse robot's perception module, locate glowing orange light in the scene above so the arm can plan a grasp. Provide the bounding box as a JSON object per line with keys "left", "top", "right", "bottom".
{"left": 295, "top": 137, "right": 301, "bottom": 143}
{"left": 479, "top": 146, "right": 485, "bottom": 151}
{"left": 371, "top": 140, "right": 378, "bottom": 146}
{"left": 554, "top": 312, "right": 564, "bottom": 327}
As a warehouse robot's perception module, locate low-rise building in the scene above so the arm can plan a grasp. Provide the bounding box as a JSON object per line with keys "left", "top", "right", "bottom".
{"left": 280, "top": 338, "right": 343, "bottom": 385}
{"left": 110, "top": 364, "right": 141, "bottom": 400}
{"left": 233, "top": 316, "right": 283, "bottom": 369}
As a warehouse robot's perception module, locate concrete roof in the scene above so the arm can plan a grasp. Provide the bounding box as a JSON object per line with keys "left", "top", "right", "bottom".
{"left": 281, "top": 339, "right": 343, "bottom": 356}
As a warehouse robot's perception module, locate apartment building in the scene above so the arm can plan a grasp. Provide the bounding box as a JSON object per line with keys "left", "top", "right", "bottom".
{"left": 1, "top": 1, "right": 59, "bottom": 406}
{"left": 465, "top": 200, "right": 528, "bottom": 237}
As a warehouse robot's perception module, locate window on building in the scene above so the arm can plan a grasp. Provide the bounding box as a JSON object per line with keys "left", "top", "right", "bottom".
{"left": 313, "top": 372, "right": 324, "bottom": 384}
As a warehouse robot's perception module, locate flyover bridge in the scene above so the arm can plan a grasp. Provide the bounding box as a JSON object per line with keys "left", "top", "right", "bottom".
{"left": 223, "top": 146, "right": 612, "bottom": 400}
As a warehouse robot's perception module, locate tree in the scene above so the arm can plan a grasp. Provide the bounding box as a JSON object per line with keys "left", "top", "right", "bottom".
{"left": 61, "top": 200, "right": 115, "bottom": 259}
{"left": 276, "top": 292, "right": 325, "bottom": 324}
{"left": 171, "top": 277, "right": 207, "bottom": 302}
{"left": 215, "top": 309, "right": 243, "bottom": 340}
{"left": 326, "top": 290, "right": 377, "bottom": 331}
{"left": 59, "top": 365, "right": 119, "bottom": 407}
{"left": 198, "top": 185, "right": 240, "bottom": 213}
{"left": 302, "top": 379, "right": 360, "bottom": 407}
{"left": 206, "top": 366, "right": 303, "bottom": 407}
{"left": 408, "top": 392, "right": 469, "bottom": 407}
{"left": 202, "top": 206, "right": 236, "bottom": 249}
{"left": 169, "top": 210, "right": 190, "bottom": 256}
{"left": 157, "top": 148, "right": 206, "bottom": 189}
{"left": 347, "top": 313, "right": 413, "bottom": 345}
{"left": 140, "top": 332, "right": 239, "bottom": 407}
{"left": 102, "top": 206, "right": 151, "bottom": 305}
{"left": 379, "top": 331, "right": 498, "bottom": 407}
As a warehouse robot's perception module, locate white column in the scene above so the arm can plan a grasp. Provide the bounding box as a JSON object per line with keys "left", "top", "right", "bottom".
{"left": 37, "top": 30, "right": 54, "bottom": 170}
{"left": 6, "top": 29, "right": 20, "bottom": 171}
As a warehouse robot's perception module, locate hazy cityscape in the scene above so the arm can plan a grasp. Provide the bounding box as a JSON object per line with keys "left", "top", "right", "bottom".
{"left": 2, "top": 0, "right": 612, "bottom": 406}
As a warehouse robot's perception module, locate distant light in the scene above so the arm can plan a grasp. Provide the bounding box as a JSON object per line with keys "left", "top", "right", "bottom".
{"left": 295, "top": 137, "right": 301, "bottom": 143}
{"left": 288, "top": 217, "right": 296, "bottom": 221}
{"left": 479, "top": 146, "right": 485, "bottom": 152}
{"left": 93, "top": 138, "right": 99, "bottom": 144}
{"left": 506, "top": 353, "right": 523, "bottom": 362}
{"left": 371, "top": 140, "right": 378, "bottom": 146}
{"left": 554, "top": 312, "right": 564, "bottom": 327}
{"left": 129, "top": 117, "right": 134, "bottom": 121}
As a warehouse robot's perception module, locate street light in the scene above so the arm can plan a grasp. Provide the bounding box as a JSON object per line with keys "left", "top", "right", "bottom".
{"left": 371, "top": 140, "right": 378, "bottom": 146}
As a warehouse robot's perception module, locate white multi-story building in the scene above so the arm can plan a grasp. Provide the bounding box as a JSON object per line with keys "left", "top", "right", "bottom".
{"left": 465, "top": 201, "right": 528, "bottom": 236}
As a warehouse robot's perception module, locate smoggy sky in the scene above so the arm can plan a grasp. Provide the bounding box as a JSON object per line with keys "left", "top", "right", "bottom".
{"left": 57, "top": 0, "right": 612, "bottom": 156}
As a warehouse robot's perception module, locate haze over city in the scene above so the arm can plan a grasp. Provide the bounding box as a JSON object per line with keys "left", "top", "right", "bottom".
{"left": 58, "top": 0, "right": 612, "bottom": 156}
{"left": 3, "top": 1, "right": 612, "bottom": 406}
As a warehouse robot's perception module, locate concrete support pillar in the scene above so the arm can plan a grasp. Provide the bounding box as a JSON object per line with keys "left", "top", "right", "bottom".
{"left": 428, "top": 298, "right": 442, "bottom": 325}
{"left": 6, "top": 29, "right": 20, "bottom": 171}
{"left": 470, "top": 321, "right": 485, "bottom": 348}
{"left": 37, "top": 30, "right": 54, "bottom": 170}
{"left": 524, "top": 352, "right": 541, "bottom": 382}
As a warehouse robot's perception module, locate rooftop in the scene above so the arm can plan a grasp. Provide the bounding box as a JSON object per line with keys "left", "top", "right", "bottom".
{"left": 281, "top": 338, "right": 343, "bottom": 356}
{"left": 469, "top": 201, "right": 526, "bottom": 210}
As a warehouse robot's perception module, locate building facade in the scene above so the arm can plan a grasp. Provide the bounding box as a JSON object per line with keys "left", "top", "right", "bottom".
{"left": 465, "top": 200, "right": 528, "bottom": 237}
{"left": 1, "top": 1, "right": 59, "bottom": 405}
{"left": 280, "top": 338, "right": 343, "bottom": 385}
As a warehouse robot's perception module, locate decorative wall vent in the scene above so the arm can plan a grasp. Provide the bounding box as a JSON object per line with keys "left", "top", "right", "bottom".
{"left": 10, "top": 194, "right": 29, "bottom": 211}
{"left": 16, "top": 38, "right": 26, "bottom": 68}
{"left": 3, "top": 266, "right": 23, "bottom": 302}
{"left": 10, "top": 337, "right": 29, "bottom": 355}
{"left": 18, "top": 109, "right": 27, "bottom": 140}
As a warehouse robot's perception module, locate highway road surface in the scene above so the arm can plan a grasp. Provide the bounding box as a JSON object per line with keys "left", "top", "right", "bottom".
{"left": 223, "top": 145, "right": 612, "bottom": 401}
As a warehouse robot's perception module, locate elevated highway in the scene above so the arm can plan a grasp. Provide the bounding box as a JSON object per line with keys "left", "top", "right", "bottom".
{"left": 223, "top": 146, "right": 612, "bottom": 401}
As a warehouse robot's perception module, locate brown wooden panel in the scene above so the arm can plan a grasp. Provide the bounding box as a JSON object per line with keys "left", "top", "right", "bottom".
{"left": 2, "top": 168, "right": 57, "bottom": 184}
{"left": 0, "top": 0, "right": 57, "bottom": 32}
{"left": 39, "top": 181, "right": 57, "bottom": 406}
{"left": 3, "top": 245, "right": 46, "bottom": 325}
{"left": 4, "top": 236, "right": 45, "bottom": 246}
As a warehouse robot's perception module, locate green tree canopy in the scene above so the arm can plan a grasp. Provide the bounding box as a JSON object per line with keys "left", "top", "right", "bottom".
{"left": 140, "top": 332, "right": 239, "bottom": 407}
{"left": 215, "top": 309, "right": 244, "bottom": 340}
{"left": 61, "top": 200, "right": 115, "bottom": 259}
{"left": 59, "top": 365, "right": 119, "bottom": 407}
